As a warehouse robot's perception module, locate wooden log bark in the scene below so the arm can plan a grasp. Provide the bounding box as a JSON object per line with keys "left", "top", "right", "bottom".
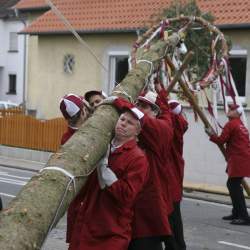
{"left": 0, "top": 33, "right": 181, "bottom": 250}
{"left": 166, "top": 51, "right": 194, "bottom": 94}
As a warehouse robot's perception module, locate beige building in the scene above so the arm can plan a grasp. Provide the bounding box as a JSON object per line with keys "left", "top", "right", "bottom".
{"left": 21, "top": 33, "right": 135, "bottom": 118}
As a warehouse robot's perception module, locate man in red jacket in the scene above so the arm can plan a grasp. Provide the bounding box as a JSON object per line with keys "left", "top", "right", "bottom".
{"left": 68, "top": 107, "right": 149, "bottom": 250}
{"left": 206, "top": 104, "right": 250, "bottom": 225}
{"left": 168, "top": 100, "right": 188, "bottom": 250}
{"left": 60, "top": 93, "right": 91, "bottom": 145}
{"left": 110, "top": 88, "right": 176, "bottom": 250}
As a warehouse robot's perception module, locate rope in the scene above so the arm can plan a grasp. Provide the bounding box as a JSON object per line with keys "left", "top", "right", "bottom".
{"left": 136, "top": 59, "right": 155, "bottom": 91}
{"left": 39, "top": 165, "right": 87, "bottom": 249}
{"left": 41, "top": 166, "right": 78, "bottom": 193}
{"left": 136, "top": 59, "right": 154, "bottom": 76}
{"left": 46, "top": 0, "right": 108, "bottom": 73}
{"left": 140, "top": 26, "right": 162, "bottom": 48}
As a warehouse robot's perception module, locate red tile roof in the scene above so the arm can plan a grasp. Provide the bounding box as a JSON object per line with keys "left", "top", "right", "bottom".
{"left": 17, "top": 0, "right": 250, "bottom": 34}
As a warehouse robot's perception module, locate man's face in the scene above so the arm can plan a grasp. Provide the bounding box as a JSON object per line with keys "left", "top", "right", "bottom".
{"left": 135, "top": 100, "right": 156, "bottom": 117}
{"left": 88, "top": 94, "right": 104, "bottom": 109}
{"left": 227, "top": 109, "right": 240, "bottom": 119}
{"left": 115, "top": 112, "right": 140, "bottom": 140}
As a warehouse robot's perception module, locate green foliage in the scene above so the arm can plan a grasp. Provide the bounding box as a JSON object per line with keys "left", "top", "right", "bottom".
{"left": 163, "top": 0, "right": 216, "bottom": 79}
{"left": 164, "top": 0, "right": 214, "bottom": 22}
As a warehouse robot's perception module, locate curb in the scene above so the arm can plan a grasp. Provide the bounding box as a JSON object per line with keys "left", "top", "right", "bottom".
{"left": 184, "top": 182, "right": 250, "bottom": 199}
{"left": 183, "top": 189, "right": 250, "bottom": 209}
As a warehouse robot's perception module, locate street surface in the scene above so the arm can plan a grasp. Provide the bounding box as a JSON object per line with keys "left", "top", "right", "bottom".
{"left": 0, "top": 164, "right": 249, "bottom": 250}
{"left": 183, "top": 197, "right": 250, "bottom": 250}
{"left": 0, "top": 165, "right": 35, "bottom": 207}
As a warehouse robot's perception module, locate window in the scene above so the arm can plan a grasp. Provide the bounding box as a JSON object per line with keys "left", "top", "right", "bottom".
{"left": 63, "top": 54, "right": 75, "bottom": 74}
{"left": 108, "top": 53, "right": 129, "bottom": 93}
{"left": 9, "top": 32, "right": 18, "bottom": 52}
{"left": 7, "top": 74, "right": 16, "bottom": 94}
{"left": 227, "top": 49, "right": 247, "bottom": 103}
{"left": 229, "top": 57, "right": 247, "bottom": 97}
{"left": 115, "top": 56, "right": 129, "bottom": 83}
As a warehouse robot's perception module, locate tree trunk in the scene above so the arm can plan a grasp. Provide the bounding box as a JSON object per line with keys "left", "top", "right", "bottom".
{"left": 0, "top": 34, "right": 181, "bottom": 250}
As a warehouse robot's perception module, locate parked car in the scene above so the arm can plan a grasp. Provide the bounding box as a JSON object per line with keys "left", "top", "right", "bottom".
{"left": 0, "top": 101, "right": 19, "bottom": 110}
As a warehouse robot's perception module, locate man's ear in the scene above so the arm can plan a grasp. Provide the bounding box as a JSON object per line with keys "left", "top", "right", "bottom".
{"left": 152, "top": 109, "right": 159, "bottom": 117}
{"left": 136, "top": 124, "right": 141, "bottom": 136}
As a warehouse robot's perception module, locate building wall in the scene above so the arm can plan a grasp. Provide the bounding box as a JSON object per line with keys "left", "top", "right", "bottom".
{"left": 26, "top": 33, "right": 136, "bottom": 119}
{"left": 0, "top": 19, "right": 25, "bottom": 104}
{"left": 0, "top": 21, "right": 4, "bottom": 67}
{"left": 183, "top": 107, "right": 227, "bottom": 188}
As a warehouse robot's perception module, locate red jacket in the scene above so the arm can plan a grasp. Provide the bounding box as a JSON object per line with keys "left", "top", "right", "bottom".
{"left": 210, "top": 118, "right": 250, "bottom": 177}
{"left": 169, "top": 113, "right": 188, "bottom": 201}
{"left": 131, "top": 92, "right": 174, "bottom": 238}
{"left": 61, "top": 127, "right": 77, "bottom": 145}
{"left": 68, "top": 139, "right": 148, "bottom": 250}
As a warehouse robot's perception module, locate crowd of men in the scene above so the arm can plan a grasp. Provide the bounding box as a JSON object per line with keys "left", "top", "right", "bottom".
{"left": 58, "top": 81, "right": 250, "bottom": 250}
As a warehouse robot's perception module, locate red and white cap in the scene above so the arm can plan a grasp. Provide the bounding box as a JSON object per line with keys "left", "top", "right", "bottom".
{"left": 122, "top": 107, "right": 144, "bottom": 127}
{"left": 60, "top": 93, "right": 89, "bottom": 119}
{"left": 137, "top": 91, "right": 160, "bottom": 111}
{"left": 130, "top": 107, "right": 144, "bottom": 120}
{"left": 168, "top": 99, "right": 182, "bottom": 115}
{"left": 228, "top": 103, "right": 243, "bottom": 115}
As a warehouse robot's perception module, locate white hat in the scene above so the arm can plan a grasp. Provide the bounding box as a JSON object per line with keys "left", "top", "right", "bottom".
{"left": 137, "top": 91, "right": 160, "bottom": 112}
{"left": 236, "top": 106, "right": 243, "bottom": 115}
{"left": 228, "top": 103, "right": 243, "bottom": 115}
{"left": 168, "top": 100, "right": 182, "bottom": 114}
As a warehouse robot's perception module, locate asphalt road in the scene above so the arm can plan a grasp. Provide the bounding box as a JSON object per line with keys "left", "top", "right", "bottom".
{"left": 0, "top": 164, "right": 249, "bottom": 250}
{"left": 0, "top": 164, "right": 35, "bottom": 208}
{"left": 182, "top": 197, "right": 250, "bottom": 250}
